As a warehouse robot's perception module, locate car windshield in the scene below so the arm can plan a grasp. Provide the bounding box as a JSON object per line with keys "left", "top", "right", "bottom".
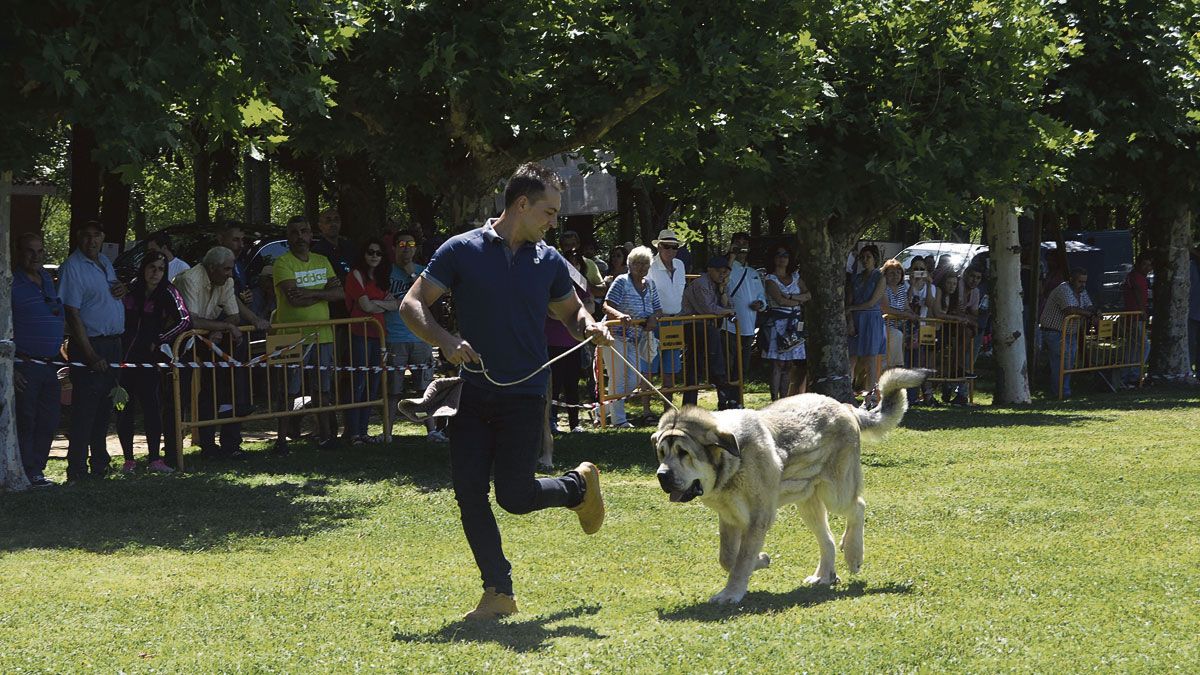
{"left": 895, "top": 249, "right": 967, "bottom": 270}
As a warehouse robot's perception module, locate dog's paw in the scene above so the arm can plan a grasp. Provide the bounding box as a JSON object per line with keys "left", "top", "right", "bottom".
{"left": 804, "top": 571, "right": 839, "bottom": 586}
{"left": 755, "top": 553, "right": 771, "bottom": 570}
{"left": 709, "top": 587, "right": 747, "bottom": 605}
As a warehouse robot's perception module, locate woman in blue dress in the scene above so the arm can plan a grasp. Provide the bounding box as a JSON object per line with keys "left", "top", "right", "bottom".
{"left": 846, "top": 244, "right": 887, "bottom": 406}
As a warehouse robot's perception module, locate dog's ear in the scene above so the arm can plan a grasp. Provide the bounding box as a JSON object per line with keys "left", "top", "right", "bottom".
{"left": 709, "top": 429, "right": 740, "bottom": 458}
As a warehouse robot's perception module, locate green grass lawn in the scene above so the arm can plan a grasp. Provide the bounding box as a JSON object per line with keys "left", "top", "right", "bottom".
{"left": 2, "top": 384, "right": 1198, "bottom": 672}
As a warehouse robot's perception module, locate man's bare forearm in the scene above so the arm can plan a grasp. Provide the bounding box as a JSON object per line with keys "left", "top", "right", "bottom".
{"left": 400, "top": 298, "right": 456, "bottom": 350}
{"left": 64, "top": 308, "right": 97, "bottom": 362}
{"left": 565, "top": 306, "right": 597, "bottom": 343}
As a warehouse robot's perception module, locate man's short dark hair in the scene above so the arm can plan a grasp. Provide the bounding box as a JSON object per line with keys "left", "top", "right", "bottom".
{"left": 148, "top": 231, "right": 173, "bottom": 254}
{"left": 287, "top": 215, "right": 308, "bottom": 227}
{"left": 731, "top": 232, "right": 751, "bottom": 243}
{"left": 218, "top": 220, "right": 244, "bottom": 234}
{"left": 1135, "top": 251, "right": 1153, "bottom": 265}
{"left": 394, "top": 229, "right": 417, "bottom": 240}
{"left": 1070, "top": 266, "right": 1088, "bottom": 278}
{"left": 503, "top": 163, "right": 565, "bottom": 209}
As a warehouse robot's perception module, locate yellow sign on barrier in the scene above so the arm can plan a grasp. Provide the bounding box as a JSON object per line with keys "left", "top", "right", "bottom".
{"left": 1097, "top": 319, "right": 1114, "bottom": 340}
{"left": 919, "top": 324, "right": 937, "bottom": 346}
{"left": 660, "top": 325, "right": 685, "bottom": 351}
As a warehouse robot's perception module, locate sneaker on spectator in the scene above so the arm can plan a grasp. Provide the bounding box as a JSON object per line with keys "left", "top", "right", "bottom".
{"left": 121, "top": 460, "right": 137, "bottom": 474}
{"left": 147, "top": 459, "right": 175, "bottom": 474}
{"left": 571, "top": 425, "right": 586, "bottom": 433}
{"left": 427, "top": 429, "right": 449, "bottom": 443}
{"left": 29, "top": 475, "right": 56, "bottom": 488}
{"left": 271, "top": 440, "right": 291, "bottom": 457}
{"left": 613, "top": 421, "right": 634, "bottom": 429}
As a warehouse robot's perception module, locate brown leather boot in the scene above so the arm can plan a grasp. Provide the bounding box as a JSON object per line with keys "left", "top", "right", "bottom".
{"left": 463, "top": 587, "right": 518, "bottom": 621}
{"left": 569, "top": 462, "right": 605, "bottom": 534}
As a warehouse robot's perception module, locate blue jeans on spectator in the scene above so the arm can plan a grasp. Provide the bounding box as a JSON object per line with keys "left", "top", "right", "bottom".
{"left": 448, "top": 383, "right": 584, "bottom": 594}
{"left": 15, "top": 361, "right": 61, "bottom": 481}
{"left": 1043, "top": 328, "right": 1078, "bottom": 398}
{"left": 67, "top": 336, "right": 121, "bottom": 479}
{"left": 347, "top": 335, "right": 381, "bottom": 437}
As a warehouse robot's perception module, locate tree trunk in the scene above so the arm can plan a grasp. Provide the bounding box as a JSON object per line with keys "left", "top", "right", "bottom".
{"left": 405, "top": 185, "right": 439, "bottom": 240}
{"left": 194, "top": 149, "right": 211, "bottom": 225}
{"left": 1148, "top": 202, "right": 1194, "bottom": 382}
{"left": 766, "top": 203, "right": 788, "bottom": 235}
{"left": 750, "top": 205, "right": 763, "bottom": 238}
{"left": 244, "top": 153, "right": 271, "bottom": 226}
{"left": 69, "top": 126, "right": 101, "bottom": 247}
{"left": 335, "top": 153, "right": 386, "bottom": 239}
{"left": 1, "top": 171, "right": 30, "bottom": 491}
{"left": 794, "top": 218, "right": 854, "bottom": 402}
{"left": 986, "top": 201, "right": 1031, "bottom": 404}
{"left": 100, "top": 171, "right": 131, "bottom": 246}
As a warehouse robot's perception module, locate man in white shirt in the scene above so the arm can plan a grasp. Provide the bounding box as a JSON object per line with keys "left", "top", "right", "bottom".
{"left": 721, "top": 232, "right": 766, "bottom": 409}
{"left": 646, "top": 228, "right": 687, "bottom": 412}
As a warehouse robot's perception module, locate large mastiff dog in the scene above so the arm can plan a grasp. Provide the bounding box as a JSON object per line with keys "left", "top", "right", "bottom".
{"left": 654, "top": 368, "right": 928, "bottom": 604}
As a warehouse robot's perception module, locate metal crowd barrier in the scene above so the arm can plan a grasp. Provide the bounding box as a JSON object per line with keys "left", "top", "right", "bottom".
{"left": 1057, "top": 311, "right": 1147, "bottom": 399}
{"left": 593, "top": 314, "right": 743, "bottom": 428}
{"left": 168, "top": 316, "right": 390, "bottom": 468}
{"left": 883, "top": 314, "right": 977, "bottom": 401}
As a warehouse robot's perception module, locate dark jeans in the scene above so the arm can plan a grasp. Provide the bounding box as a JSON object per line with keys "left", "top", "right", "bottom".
{"left": 682, "top": 322, "right": 727, "bottom": 406}
{"left": 117, "top": 369, "right": 168, "bottom": 461}
{"left": 67, "top": 336, "right": 121, "bottom": 479}
{"left": 15, "top": 361, "right": 61, "bottom": 480}
{"left": 548, "top": 346, "right": 581, "bottom": 428}
{"left": 347, "top": 335, "right": 381, "bottom": 437}
{"left": 178, "top": 341, "right": 243, "bottom": 454}
{"left": 718, "top": 331, "right": 754, "bottom": 409}
{"left": 448, "top": 382, "right": 584, "bottom": 594}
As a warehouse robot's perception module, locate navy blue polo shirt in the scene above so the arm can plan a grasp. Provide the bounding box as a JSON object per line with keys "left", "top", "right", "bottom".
{"left": 12, "top": 269, "right": 66, "bottom": 358}
{"left": 422, "top": 223, "right": 573, "bottom": 395}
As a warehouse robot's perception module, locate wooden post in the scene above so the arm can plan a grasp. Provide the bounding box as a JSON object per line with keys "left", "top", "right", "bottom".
{"left": 1, "top": 171, "right": 32, "bottom": 491}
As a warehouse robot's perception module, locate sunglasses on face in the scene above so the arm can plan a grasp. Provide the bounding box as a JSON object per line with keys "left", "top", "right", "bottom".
{"left": 365, "top": 248, "right": 384, "bottom": 256}
{"left": 910, "top": 266, "right": 926, "bottom": 272}
{"left": 394, "top": 241, "right": 416, "bottom": 248}
{"left": 659, "top": 243, "right": 679, "bottom": 250}
{"left": 775, "top": 251, "right": 789, "bottom": 258}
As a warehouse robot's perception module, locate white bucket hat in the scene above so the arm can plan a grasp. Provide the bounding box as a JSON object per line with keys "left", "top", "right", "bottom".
{"left": 651, "top": 228, "right": 680, "bottom": 247}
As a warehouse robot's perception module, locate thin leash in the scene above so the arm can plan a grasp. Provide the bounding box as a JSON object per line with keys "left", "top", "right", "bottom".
{"left": 460, "top": 335, "right": 679, "bottom": 411}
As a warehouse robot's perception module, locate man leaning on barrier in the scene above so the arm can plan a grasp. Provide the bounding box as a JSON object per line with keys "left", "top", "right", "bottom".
{"left": 1039, "top": 267, "right": 1095, "bottom": 399}
{"left": 174, "top": 246, "right": 272, "bottom": 460}
{"left": 399, "top": 162, "right": 613, "bottom": 621}
{"left": 272, "top": 217, "right": 344, "bottom": 454}
{"left": 680, "top": 256, "right": 735, "bottom": 406}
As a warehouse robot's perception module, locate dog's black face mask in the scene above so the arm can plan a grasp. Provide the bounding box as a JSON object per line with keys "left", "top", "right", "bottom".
{"left": 658, "top": 469, "right": 703, "bottom": 502}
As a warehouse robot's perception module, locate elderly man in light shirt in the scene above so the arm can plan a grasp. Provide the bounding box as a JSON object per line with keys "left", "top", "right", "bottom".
{"left": 720, "top": 232, "right": 767, "bottom": 409}
{"left": 174, "top": 246, "right": 272, "bottom": 459}
{"left": 645, "top": 228, "right": 687, "bottom": 415}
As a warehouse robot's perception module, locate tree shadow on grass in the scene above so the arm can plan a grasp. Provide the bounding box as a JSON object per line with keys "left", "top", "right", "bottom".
{"left": 0, "top": 473, "right": 370, "bottom": 554}
{"left": 656, "top": 579, "right": 912, "bottom": 621}
{"left": 392, "top": 604, "right": 603, "bottom": 653}
{"left": 900, "top": 408, "right": 1103, "bottom": 431}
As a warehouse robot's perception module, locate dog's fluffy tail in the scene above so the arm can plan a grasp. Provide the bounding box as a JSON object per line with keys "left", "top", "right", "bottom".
{"left": 853, "top": 367, "right": 931, "bottom": 442}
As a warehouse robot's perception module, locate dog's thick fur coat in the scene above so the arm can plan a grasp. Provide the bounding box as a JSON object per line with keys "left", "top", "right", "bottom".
{"left": 654, "top": 368, "right": 929, "bottom": 604}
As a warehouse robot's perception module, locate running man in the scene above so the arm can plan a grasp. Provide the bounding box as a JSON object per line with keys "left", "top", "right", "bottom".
{"left": 400, "top": 163, "right": 613, "bottom": 620}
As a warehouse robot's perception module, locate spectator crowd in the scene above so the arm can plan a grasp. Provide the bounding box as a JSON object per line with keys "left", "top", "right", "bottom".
{"left": 15, "top": 210, "right": 1191, "bottom": 488}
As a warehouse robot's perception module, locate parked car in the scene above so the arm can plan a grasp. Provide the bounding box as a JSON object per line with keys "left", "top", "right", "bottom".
{"left": 894, "top": 241, "right": 990, "bottom": 275}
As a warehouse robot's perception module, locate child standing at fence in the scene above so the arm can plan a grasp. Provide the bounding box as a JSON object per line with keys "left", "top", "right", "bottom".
{"left": 117, "top": 252, "right": 191, "bottom": 473}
